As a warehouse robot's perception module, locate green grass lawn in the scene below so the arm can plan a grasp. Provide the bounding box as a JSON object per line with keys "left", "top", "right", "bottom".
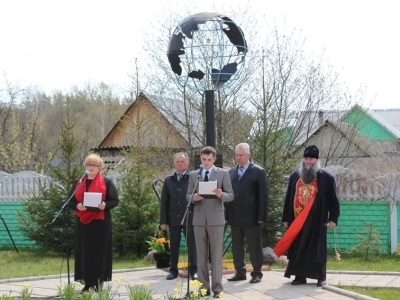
{"left": 326, "top": 254, "right": 400, "bottom": 272}
{"left": 0, "top": 249, "right": 152, "bottom": 280}
{"left": 341, "top": 286, "right": 400, "bottom": 300}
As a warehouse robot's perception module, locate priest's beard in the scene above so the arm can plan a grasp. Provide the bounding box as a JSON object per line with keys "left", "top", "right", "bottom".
{"left": 299, "top": 160, "right": 320, "bottom": 184}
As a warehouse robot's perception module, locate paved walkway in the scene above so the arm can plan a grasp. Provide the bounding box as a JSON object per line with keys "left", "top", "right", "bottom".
{"left": 1, "top": 268, "right": 398, "bottom": 299}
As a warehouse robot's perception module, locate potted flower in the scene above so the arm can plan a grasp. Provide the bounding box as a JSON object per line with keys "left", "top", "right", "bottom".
{"left": 146, "top": 233, "right": 170, "bottom": 269}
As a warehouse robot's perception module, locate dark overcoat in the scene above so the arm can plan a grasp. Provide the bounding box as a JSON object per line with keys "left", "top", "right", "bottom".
{"left": 282, "top": 169, "right": 340, "bottom": 263}
{"left": 226, "top": 163, "right": 268, "bottom": 226}
{"left": 160, "top": 172, "right": 192, "bottom": 226}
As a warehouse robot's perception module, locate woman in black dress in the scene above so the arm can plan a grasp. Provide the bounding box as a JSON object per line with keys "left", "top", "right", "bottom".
{"left": 68, "top": 154, "right": 119, "bottom": 292}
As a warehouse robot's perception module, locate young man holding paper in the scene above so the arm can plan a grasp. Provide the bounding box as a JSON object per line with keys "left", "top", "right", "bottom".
{"left": 186, "top": 146, "right": 234, "bottom": 299}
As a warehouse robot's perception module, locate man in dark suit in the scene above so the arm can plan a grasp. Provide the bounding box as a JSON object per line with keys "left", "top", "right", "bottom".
{"left": 160, "top": 152, "right": 197, "bottom": 280}
{"left": 226, "top": 143, "right": 268, "bottom": 284}
{"left": 186, "top": 146, "right": 234, "bottom": 299}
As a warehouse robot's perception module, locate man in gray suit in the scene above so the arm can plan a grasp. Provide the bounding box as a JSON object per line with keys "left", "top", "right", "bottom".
{"left": 186, "top": 146, "right": 234, "bottom": 299}
{"left": 226, "top": 143, "right": 268, "bottom": 284}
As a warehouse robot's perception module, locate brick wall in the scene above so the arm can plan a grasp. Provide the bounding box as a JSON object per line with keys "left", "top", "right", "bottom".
{"left": 327, "top": 201, "right": 391, "bottom": 253}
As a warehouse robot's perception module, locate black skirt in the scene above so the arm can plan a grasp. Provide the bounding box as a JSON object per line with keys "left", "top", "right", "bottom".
{"left": 74, "top": 215, "right": 113, "bottom": 286}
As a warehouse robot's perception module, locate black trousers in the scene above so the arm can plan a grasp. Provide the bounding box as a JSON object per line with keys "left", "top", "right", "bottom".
{"left": 169, "top": 224, "right": 197, "bottom": 276}
{"left": 231, "top": 225, "right": 264, "bottom": 278}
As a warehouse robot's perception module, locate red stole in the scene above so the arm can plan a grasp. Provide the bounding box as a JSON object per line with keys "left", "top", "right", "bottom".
{"left": 75, "top": 173, "right": 107, "bottom": 224}
{"left": 273, "top": 179, "right": 318, "bottom": 257}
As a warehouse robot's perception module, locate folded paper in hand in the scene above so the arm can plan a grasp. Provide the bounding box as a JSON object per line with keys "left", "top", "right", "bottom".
{"left": 198, "top": 181, "right": 217, "bottom": 195}
{"left": 83, "top": 192, "right": 102, "bottom": 207}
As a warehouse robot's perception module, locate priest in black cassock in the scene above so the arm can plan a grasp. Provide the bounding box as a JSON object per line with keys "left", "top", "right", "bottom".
{"left": 68, "top": 154, "right": 119, "bottom": 293}
{"left": 280, "top": 145, "right": 340, "bottom": 287}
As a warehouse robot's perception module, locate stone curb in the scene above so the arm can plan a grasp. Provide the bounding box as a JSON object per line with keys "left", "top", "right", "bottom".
{"left": 271, "top": 268, "right": 400, "bottom": 275}
{"left": 0, "top": 267, "right": 154, "bottom": 284}
{"left": 323, "top": 285, "right": 379, "bottom": 300}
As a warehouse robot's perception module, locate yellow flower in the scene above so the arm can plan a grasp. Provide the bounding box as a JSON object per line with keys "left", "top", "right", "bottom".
{"left": 174, "top": 288, "right": 179, "bottom": 294}
{"left": 23, "top": 284, "right": 29, "bottom": 289}
{"left": 192, "top": 291, "right": 199, "bottom": 297}
{"left": 200, "top": 288, "right": 208, "bottom": 296}
{"left": 144, "top": 282, "right": 150, "bottom": 288}
{"left": 115, "top": 277, "right": 124, "bottom": 283}
{"left": 219, "top": 292, "right": 225, "bottom": 298}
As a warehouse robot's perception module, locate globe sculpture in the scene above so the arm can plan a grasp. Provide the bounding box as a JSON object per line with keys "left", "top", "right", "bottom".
{"left": 167, "top": 12, "right": 248, "bottom": 92}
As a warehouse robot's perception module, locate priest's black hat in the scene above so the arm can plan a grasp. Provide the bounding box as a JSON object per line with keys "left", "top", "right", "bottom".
{"left": 303, "top": 145, "right": 319, "bottom": 159}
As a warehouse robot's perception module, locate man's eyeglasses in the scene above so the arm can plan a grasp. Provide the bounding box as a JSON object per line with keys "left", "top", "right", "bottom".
{"left": 85, "top": 164, "right": 100, "bottom": 167}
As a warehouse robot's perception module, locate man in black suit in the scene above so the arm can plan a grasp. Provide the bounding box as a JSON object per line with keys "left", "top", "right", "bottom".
{"left": 160, "top": 152, "right": 197, "bottom": 280}
{"left": 226, "top": 143, "right": 268, "bottom": 284}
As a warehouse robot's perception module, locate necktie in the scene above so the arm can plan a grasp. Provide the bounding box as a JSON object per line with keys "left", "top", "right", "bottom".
{"left": 177, "top": 174, "right": 182, "bottom": 182}
{"left": 238, "top": 166, "right": 245, "bottom": 179}
{"left": 204, "top": 170, "right": 209, "bottom": 182}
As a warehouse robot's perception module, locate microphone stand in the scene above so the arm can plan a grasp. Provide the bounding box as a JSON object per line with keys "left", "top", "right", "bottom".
{"left": 180, "top": 173, "right": 200, "bottom": 299}
{"left": 52, "top": 179, "right": 85, "bottom": 285}
{"left": 0, "top": 214, "right": 19, "bottom": 253}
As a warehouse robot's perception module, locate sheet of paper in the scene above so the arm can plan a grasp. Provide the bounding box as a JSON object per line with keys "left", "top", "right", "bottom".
{"left": 198, "top": 181, "right": 217, "bottom": 195}
{"left": 83, "top": 192, "right": 102, "bottom": 207}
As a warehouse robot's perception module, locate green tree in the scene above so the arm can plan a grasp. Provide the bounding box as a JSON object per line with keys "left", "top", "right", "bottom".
{"left": 112, "top": 147, "right": 159, "bottom": 257}
{"left": 17, "top": 102, "right": 83, "bottom": 253}
{"left": 0, "top": 78, "right": 45, "bottom": 173}
{"left": 347, "top": 223, "right": 382, "bottom": 261}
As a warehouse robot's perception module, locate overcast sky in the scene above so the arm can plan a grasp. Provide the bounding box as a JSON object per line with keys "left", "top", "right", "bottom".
{"left": 0, "top": 0, "right": 399, "bottom": 109}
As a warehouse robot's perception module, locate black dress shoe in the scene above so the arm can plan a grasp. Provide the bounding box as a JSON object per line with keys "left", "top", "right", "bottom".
{"left": 227, "top": 274, "right": 247, "bottom": 281}
{"left": 249, "top": 276, "right": 261, "bottom": 283}
{"left": 166, "top": 272, "right": 177, "bottom": 280}
{"left": 291, "top": 276, "right": 307, "bottom": 285}
{"left": 317, "top": 279, "right": 326, "bottom": 287}
{"left": 205, "top": 289, "right": 211, "bottom": 296}
{"left": 191, "top": 273, "right": 198, "bottom": 280}
{"left": 213, "top": 292, "right": 221, "bottom": 298}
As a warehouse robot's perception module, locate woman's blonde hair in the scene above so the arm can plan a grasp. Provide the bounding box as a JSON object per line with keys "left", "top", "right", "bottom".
{"left": 84, "top": 154, "right": 103, "bottom": 169}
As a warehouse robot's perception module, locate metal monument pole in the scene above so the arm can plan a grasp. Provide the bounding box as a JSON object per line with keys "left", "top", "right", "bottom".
{"left": 205, "top": 90, "right": 216, "bottom": 147}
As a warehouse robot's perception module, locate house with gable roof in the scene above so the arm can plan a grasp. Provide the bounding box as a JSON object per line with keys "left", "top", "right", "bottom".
{"left": 94, "top": 92, "right": 203, "bottom": 171}
{"left": 288, "top": 104, "right": 400, "bottom": 174}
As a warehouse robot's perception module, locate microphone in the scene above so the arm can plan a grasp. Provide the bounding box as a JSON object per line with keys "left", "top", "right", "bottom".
{"left": 198, "top": 164, "right": 203, "bottom": 177}
{"left": 79, "top": 170, "right": 89, "bottom": 183}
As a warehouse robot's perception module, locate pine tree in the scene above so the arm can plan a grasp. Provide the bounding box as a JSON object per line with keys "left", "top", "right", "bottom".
{"left": 17, "top": 101, "right": 83, "bottom": 253}
{"left": 112, "top": 146, "right": 160, "bottom": 257}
